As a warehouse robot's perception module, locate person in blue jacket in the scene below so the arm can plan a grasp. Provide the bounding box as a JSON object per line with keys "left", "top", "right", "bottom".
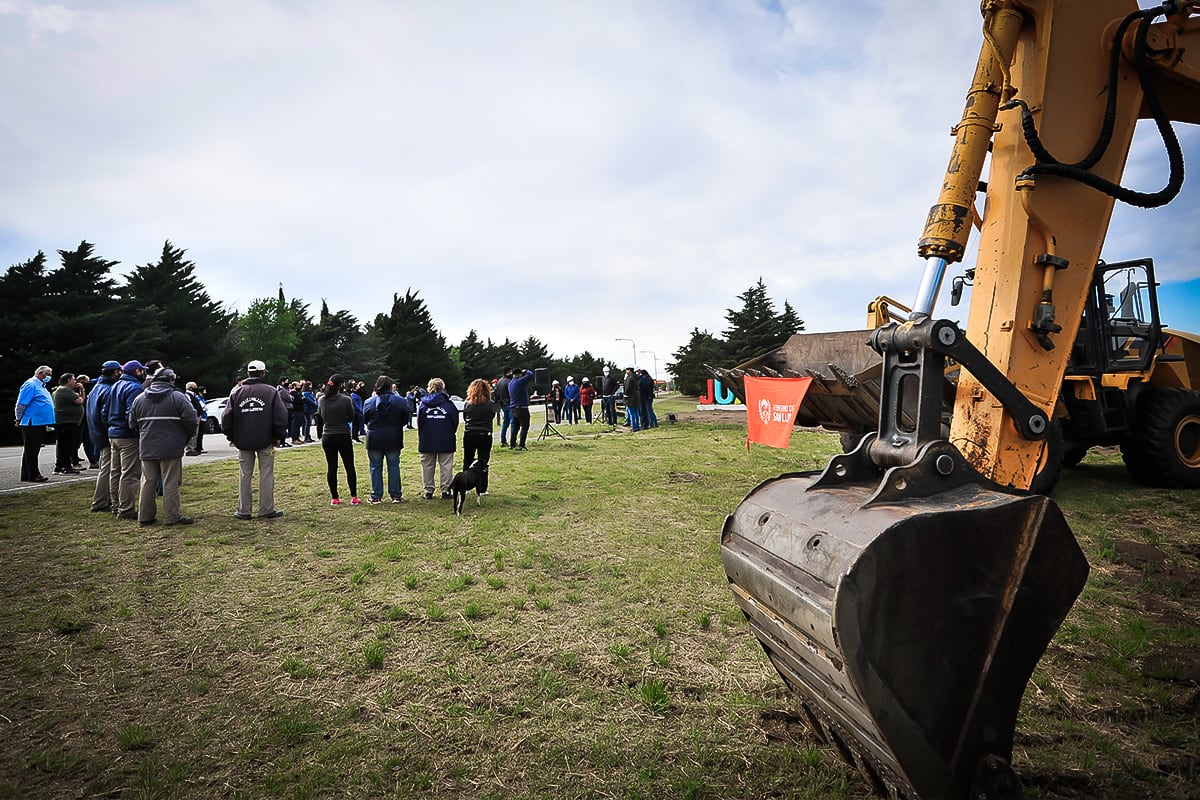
{"left": 14, "top": 364, "right": 55, "bottom": 482}
{"left": 417, "top": 377, "right": 459, "bottom": 499}
{"left": 506, "top": 368, "right": 534, "bottom": 450}
{"left": 106, "top": 360, "right": 148, "bottom": 519}
{"left": 363, "top": 375, "right": 410, "bottom": 503}
{"left": 86, "top": 361, "right": 122, "bottom": 511}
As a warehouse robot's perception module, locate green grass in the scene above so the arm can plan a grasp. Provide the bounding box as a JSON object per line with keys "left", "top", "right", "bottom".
{"left": 1, "top": 410, "right": 1197, "bottom": 799}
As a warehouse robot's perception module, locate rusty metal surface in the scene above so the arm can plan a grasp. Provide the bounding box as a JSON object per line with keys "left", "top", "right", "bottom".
{"left": 721, "top": 443, "right": 1089, "bottom": 798}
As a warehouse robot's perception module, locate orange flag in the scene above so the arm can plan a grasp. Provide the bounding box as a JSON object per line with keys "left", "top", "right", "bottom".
{"left": 744, "top": 376, "right": 814, "bottom": 449}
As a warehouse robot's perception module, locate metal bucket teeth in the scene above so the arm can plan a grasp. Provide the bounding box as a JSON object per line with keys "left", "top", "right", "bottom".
{"left": 721, "top": 466, "right": 1088, "bottom": 798}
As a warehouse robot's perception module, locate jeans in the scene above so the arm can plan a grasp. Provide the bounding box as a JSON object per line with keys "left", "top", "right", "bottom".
{"left": 642, "top": 399, "right": 657, "bottom": 428}
{"left": 626, "top": 405, "right": 642, "bottom": 431}
{"left": 368, "top": 448, "right": 401, "bottom": 500}
{"left": 499, "top": 405, "right": 512, "bottom": 444}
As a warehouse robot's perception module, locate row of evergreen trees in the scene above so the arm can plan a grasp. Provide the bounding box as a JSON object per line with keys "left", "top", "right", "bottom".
{"left": 2, "top": 241, "right": 804, "bottom": 442}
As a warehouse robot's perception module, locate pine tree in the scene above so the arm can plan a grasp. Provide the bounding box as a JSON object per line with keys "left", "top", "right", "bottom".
{"left": 723, "top": 278, "right": 789, "bottom": 364}
{"left": 776, "top": 300, "right": 806, "bottom": 338}
{"left": 372, "top": 289, "right": 458, "bottom": 393}
{"left": 668, "top": 328, "right": 729, "bottom": 396}
{"left": 235, "top": 297, "right": 299, "bottom": 379}
{"left": 121, "top": 241, "right": 237, "bottom": 391}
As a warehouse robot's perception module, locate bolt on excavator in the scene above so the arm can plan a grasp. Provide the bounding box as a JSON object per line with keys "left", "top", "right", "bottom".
{"left": 717, "top": 2, "right": 1200, "bottom": 798}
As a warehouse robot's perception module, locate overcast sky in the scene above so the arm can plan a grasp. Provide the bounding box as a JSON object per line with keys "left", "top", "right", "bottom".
{"left": 3, "top": 0, "right": 1198, "bottom": 374}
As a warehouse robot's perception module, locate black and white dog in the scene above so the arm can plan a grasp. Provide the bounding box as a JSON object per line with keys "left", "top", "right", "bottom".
{"left": 450, "top": 460, "right": 482, "bottom": 515}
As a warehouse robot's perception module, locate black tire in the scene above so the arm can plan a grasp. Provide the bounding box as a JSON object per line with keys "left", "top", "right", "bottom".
{"left": 1121, "top": 388, "right": 1200, "bottom": 488}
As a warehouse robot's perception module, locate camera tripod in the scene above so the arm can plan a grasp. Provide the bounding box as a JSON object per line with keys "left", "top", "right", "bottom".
{"left": 537, "top": 397, "right": 565, "bottom": 441}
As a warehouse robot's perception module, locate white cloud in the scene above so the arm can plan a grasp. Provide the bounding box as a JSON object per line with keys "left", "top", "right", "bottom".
{"left": 2, "top": 0, "right": 1196, "bottom": 373}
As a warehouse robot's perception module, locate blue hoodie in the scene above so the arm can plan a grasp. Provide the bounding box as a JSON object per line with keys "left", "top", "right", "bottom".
{"left": 364, "top": 391, "right": 410, "bottom": 452}
{"left": 508, "top": 370, "right": 534, "bottom": 408}
{"left": 86, "top": 375, "right": 118, "bottom": 448}
{"left": 417, "top": 391, "right": 459, "bottom": 453}
{"left": 107, "top": 371, "right": 145, "bottom": 439}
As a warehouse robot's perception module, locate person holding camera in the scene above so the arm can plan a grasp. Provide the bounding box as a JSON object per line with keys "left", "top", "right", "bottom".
{"left": 507, "top": 368, "right": 534, "bottom": 450}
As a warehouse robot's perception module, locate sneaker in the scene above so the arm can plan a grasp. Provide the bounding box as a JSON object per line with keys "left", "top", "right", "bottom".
{"left": 368, "top": 497, "right": 382, "bottom": 505}
{"left": 423, "top": 492, "right": 433, "bottom": 500}
{"left": 116, "top": 510, "right": 138, "bottom": 520}
{"left": 165, "top": 517, "right": 194, "bottom": 526}
{"left": 350, "top": 497, "right": 361, "bottom": 505}
{"left": 441, "top": 490, "right": 451, "bottom": 499}
{"left": 186, "top": 450, "right": 200, "bottom": 456}
{"left": 391, "top": 496, "right": 404, "bottom": 503}
{"left": 258, "top": 511, "right": 284, "bottom": 519}
{"left": 233, "top": 513, "right": 253, "bottom": 520}
{"left": 330, "top": 498, "right": 341, "bottom": 506}
{"left": 91, "top": 504, "right": 112, "bottom": 513}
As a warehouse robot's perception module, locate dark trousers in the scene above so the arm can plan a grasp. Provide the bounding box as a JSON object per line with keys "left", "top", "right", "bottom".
{"left": 20, "top": 424, "right": 46, "bottom": 480}
{"left": 55, "top": 422, "right": 81, "bottom": 469}
{"left": 462, "top": 430, "right": 492, "bottom": 493}
{"left": 322, "top": 435, "right": 357, "bottom": 498}
{"left": 509, "top": 407, "right": 530, "bottom": 448}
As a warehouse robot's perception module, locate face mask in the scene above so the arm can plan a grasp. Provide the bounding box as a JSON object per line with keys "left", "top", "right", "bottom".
{"left": 42, "top": 376, "right": 51, "bottom": 384}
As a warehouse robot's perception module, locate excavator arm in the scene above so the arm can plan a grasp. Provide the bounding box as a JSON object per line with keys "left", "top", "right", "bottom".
{"left": 926, "top": 0, "right": 1200, "bottom": 490}
{"left": 720, "top": 3, "right": 1200, "bottom": 798}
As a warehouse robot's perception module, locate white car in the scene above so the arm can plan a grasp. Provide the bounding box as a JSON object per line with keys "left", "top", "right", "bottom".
{"left": 450, "top": 395, "right": 466, "bottom": 411}
{"left": 204, "top": 396, "right": 228, "bottom": 433}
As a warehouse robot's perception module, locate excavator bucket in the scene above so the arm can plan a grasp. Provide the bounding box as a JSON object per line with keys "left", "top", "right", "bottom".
{"left": 722, "top": 440, "right": 1089, "bottom": 799}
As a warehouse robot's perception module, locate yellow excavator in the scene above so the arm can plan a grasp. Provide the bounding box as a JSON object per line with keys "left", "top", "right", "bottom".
{"left": 718, "top": 2, "right": 1200, "bottom": 798}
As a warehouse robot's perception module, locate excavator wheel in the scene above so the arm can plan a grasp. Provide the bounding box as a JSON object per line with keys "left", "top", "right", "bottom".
{"left": 1122, "top": 388, "right": 1200, "bottom": 488}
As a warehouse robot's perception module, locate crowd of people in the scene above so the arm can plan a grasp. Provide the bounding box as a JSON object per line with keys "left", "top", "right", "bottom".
{"left": 13, "top": 358, "right": 660, "bottom": 522}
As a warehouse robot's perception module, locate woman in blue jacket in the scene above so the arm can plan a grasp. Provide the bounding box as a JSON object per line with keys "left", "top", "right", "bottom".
{"left": 363, "top": 375, "right": 410, "bottom": 503}
{"left": 417, "top": 377, "right": 459, "bottom": 499}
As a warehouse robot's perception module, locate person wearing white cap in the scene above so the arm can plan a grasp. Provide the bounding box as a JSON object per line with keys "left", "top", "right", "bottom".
{"left": 221, "top": 359, "right": 288, "bottom": 520}
{"left": 563, "top": 376, "right": 580, "bottom": 424}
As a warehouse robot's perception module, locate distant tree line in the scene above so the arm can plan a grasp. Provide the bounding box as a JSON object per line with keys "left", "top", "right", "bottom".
{"left": 2, "top": 242, "right": 803, "bottom": 442}
{"left": 667, "top": 277, "right": 805, "bottom": 395}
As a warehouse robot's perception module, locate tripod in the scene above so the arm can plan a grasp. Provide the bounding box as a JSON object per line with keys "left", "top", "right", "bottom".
{"left": 537, "top": 397, "right": 566, "bottom": 441}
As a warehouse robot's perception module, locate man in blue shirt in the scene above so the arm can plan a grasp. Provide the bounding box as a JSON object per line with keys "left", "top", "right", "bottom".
{"left": 507, "top": 368, "right": 534, "bottom": 450}
{"left": 14, "top": 364, "right": 55, "bottom": 482}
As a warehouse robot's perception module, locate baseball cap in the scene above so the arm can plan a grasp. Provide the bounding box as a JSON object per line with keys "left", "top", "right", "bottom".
{"left": 247, "top": 359, "right": 266, "bottom": 375}
{"left": 153, "top": 367, "right": 177, "bottom": 382}
{"left": 122, "top": 360, "right": 147, "bottom": 374}
{"left": 101, "top": 360, "right": 121, "bottom": 371}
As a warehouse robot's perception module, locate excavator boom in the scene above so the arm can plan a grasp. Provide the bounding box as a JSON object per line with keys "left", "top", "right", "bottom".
{"left": 721, "top": 2, "right": 1200, "bottom": 797}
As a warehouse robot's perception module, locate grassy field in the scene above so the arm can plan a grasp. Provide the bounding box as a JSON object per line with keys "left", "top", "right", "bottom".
{"left": 1, "top": 395, "right": 1196, "bottom": 799}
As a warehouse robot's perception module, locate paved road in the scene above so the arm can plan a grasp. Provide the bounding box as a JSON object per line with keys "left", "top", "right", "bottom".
{"left": 0, "top": 436, "right": 242, "bottom": 497}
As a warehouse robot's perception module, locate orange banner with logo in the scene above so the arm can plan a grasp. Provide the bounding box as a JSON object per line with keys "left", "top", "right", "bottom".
{"left": 744, "top": 376, "right": 813, "bottom": 449}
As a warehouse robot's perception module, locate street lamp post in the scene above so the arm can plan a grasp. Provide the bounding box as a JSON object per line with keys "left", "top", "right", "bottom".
{"left": 614, "top": 337, "right": 637, "bottom": 368}
{"left": 640, "top": 350, "right": 658, "bottom": 378}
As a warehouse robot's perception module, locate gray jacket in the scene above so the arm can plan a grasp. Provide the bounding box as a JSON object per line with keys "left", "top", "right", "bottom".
{"left": 129, "top": 381, "right": 198, "bottom": 460}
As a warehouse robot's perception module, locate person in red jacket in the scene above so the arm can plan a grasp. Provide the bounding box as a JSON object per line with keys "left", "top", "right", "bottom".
{"left": 579, "top": 377, "right": 596, "bottom": 424}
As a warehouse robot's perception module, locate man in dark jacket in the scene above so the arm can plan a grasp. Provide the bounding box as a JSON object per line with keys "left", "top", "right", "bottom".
{"left": 223, "top": 360, "right": 288, "bottom": 520}
{"left": 600, "top": 366, "right": 620, "bottom": 427}
{"left": 507, "top": 368, "right": 534, "bottom": 450}
{"left": 86, "top": 360, "right": 122, "bottom": 512}
{"left": 129, "top": 368, "right": 197, "bottom": 526}
{"left": 107, "top": 360, "right": 148, "bottom": 519}
{"left": 638, "top": 369, "right": 658, "bottom": 429}
{"left": 623, "top": 367, "right": 642, "bottom": 431}
{"left": 495, "top": 368, "right": 513, "bottom": 448}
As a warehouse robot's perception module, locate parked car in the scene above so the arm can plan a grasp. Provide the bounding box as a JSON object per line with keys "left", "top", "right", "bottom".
{"left": 449, "top": 395, "right": 466, "bottom": 412}
{"left": 204, "top": 396, "right": 228, "bottom": 434}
